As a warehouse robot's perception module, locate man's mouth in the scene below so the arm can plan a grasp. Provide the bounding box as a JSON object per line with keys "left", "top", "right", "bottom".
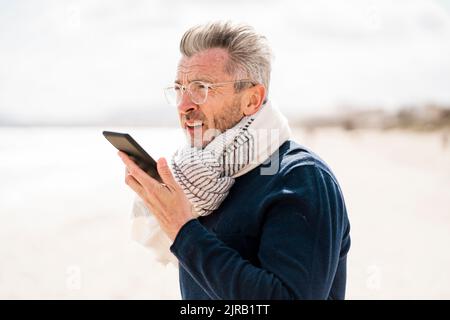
{"left": 185, "top": 121, "right": 204, "bottom": 135}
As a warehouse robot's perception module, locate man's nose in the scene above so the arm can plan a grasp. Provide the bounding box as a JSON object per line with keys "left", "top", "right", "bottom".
{"left": 177, "top": 91, "right": 197, "bottom": 114}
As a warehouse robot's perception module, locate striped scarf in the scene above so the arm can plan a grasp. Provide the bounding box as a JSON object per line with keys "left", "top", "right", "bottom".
{"left": 171, "top": 101, "right": 291, "bottom": 217}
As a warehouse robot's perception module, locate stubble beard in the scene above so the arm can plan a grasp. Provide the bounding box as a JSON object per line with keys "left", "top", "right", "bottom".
{"left": 190, "top": 95, "right": 244, "bottom": 148}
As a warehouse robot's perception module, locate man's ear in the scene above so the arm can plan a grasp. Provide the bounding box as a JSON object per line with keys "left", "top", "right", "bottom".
{"left": 242, "top": 84, "right": 266, "bottom": 116}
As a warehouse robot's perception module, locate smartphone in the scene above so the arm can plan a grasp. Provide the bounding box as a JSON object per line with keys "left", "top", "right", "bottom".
{"left": 102, "top": 131, "right": 162, "bottom": 182}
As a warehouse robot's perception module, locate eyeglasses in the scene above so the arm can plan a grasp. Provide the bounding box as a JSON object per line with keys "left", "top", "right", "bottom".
{"left": 163, "top": 79, "right": 255, "bottom": 106}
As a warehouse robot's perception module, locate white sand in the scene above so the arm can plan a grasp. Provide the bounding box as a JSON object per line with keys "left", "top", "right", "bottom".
{"left": 0, "top": 127, "right": 449, "bottom": 299}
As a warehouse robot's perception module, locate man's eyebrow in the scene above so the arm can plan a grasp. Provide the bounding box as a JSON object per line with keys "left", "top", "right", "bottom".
{"left": 174, "top": 76, "right": 216, "bottom": 84}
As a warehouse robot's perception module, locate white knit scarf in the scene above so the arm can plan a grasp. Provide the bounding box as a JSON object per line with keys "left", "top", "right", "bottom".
{"left": 130, "top": 101, "right": 291, "bottom": 265}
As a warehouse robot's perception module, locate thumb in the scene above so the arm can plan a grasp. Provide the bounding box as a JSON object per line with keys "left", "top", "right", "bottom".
{"left": 157, "top": 157, "right": 177, "bottom": 186}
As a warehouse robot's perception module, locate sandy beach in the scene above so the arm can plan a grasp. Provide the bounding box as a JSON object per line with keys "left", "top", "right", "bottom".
{"left": 0, "top": 127, "right": 449, "bottom": 299}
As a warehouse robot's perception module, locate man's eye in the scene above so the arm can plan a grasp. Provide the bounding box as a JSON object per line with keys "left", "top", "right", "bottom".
{"left": 197, "top": 84, "right": 207, "bottom": 89}
{"left": 174, "top": 86, "right": 181, "bottom": 91}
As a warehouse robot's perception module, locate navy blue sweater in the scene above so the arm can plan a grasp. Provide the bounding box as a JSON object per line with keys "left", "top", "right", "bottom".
{"left": 170, "top": 140, "right": 351, "bottom": 300}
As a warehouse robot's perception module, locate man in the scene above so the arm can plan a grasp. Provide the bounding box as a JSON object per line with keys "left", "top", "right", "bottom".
{"left": 119, "top": 21, "right": 351, "bottom": 300}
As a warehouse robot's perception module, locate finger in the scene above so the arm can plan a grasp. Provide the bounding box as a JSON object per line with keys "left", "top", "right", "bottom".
{"left": 120, "top": 151, "right": 131, "bottom": 178}
{"left": 117, "top": 151, "right": 137, "bottom": 163}
{"left": 125, "top": 173, "right": 145, "bottom": 198}
{"left": 157, "top": 157, "right": 177, "bottom": 187}
{"left": 118, "top": 151, "right": 157, "bottom": 189}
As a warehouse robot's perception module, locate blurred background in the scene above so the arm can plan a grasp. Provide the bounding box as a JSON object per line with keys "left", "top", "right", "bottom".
{"left": 0, "top": 0, "right": 449, "bottom": 299}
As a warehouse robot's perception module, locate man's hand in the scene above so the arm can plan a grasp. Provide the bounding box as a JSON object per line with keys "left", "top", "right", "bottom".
{"left": 118, "top": 151, "right": 194, "bottom": 241}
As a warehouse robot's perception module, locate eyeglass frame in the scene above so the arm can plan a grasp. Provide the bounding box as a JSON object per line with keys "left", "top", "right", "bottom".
{"left": 163, "top": 79, "right": 256, "bottom": 106}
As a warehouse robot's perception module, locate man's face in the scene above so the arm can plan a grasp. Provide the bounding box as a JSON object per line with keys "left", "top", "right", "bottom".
{"left": 175, "top": 48, "right": 245, "bottom": 148}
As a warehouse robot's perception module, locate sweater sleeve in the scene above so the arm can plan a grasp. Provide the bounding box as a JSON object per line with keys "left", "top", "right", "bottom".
{"left": 169, "top": 164, "right": 349, "bottom": 299}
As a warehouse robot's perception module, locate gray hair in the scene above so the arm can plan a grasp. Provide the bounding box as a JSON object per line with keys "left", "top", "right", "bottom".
{"left": 180, "top": 21, "right": 272, "bottom": 100}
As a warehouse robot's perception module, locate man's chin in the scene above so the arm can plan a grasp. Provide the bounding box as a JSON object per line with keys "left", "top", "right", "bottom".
{"left": 185, "top": 127, "right": 221, "bottom": 148}
{"left": 188, "top": 136, "right": 206, "bottom": 148}
{"left": 184, "top": 130, "right": 205, "bottom": 148}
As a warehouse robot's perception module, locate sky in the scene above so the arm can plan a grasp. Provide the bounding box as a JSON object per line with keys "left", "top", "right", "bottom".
{"left": 1, "top": 0, "right": 450, "bottom": 125}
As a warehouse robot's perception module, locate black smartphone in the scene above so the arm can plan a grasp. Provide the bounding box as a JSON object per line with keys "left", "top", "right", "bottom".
{"left": 102, "top": 131, "right": 162, "bottom": 183}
